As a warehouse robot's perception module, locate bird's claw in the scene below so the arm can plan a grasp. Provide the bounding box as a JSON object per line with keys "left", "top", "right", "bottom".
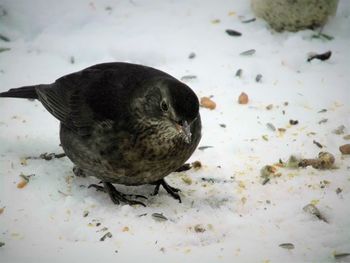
{"left": 89, "top": 182, "right": 147, "bottom": 206}
{"left": 152, "top": 179, "right": 182, "bottom": 203}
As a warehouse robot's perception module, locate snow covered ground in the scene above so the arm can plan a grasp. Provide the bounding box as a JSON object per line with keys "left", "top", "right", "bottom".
{"left": 1, "top": 0, "right": 350, "bottom": 262}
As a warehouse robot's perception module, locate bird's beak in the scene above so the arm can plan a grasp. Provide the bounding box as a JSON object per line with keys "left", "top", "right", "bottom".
{"left": 175, "top": 120, "right": 192, "bottom": 144}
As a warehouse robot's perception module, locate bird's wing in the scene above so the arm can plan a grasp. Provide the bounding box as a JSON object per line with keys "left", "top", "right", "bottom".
{"left": 35, "top": 70, "right": 100, "bottom": 136}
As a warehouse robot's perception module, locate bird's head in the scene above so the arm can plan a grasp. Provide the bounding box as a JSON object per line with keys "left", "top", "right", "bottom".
{"left": 131, "top": 77, "right": 200, "bottom": 144}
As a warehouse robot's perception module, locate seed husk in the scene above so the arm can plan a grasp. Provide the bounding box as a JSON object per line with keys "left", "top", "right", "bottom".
{"left": 240, "top": 49, "right": 256, "bottom": 56}
{"left": 303, "top": 203, "right": 328, "bottom": 223}
{"left": 241, "top": 17, "right": 256, "bottom": 23}
{"left": 235, "top": 69, "right": 242, "bottom": 77}
{"left": 313, "top": 140, "right": 323, "bottom": 148}
{"left": 318, "top": 118, "right": 328, "bottom": 124}
{"left": 188, "top": 52, "right": 196, "bottom": 59}
{"left": 279, "top": 243, "right": 295, "bottom": 250}
{"left": 225, "top": 29, "right": 242, "bottom": 36}
{"left": 99, "top": 232, "right": 112, "bottom": 241}
{"left": 181, "top": 75, "right": 197, "bottom": 81}
{"left": 266, "top": 123, "right": 276, "bottom": 131}
{"left": 198, "top": 146, "right": 213, "bottom": 151}
{"left": 152, "top": 213, "right": 168, "bottom": 222}
{"left": 334, "top": 253, "right": 350, "bottom": 259}
{"left": 255, "top": 74, "right": 262, "bottom": 82}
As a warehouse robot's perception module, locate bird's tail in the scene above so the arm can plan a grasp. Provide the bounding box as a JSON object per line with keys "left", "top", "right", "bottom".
{"left": 0, "top": 85, "right": 39, "bottom": 99}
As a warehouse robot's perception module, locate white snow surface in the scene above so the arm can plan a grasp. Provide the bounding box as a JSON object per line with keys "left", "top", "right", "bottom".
{"left": 0, "top": 0, "right": 350, "bottom": 262}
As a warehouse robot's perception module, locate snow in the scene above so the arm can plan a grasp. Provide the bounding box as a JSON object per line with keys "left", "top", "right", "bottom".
{"left": 1, "top": 0, "right": 350, "bottom": 262}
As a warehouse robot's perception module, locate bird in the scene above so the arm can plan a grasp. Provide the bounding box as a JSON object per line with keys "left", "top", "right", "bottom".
{"left": 0, "top": 62, "right": 202, "bottom": 206}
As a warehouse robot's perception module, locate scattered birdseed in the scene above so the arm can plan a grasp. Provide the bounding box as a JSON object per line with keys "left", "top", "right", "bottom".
{"left": 339, "top": 144, "right": 350, "bottom": 154}
{"left": 303, "top": 203, "right": 328, "bottom": 223}
{"left": 266, "top": 123, "right": 276, "bottom": 131}
{"left": 289, "top": 119, "right": 298, "bottom": 125}
{"left": 299, "top": 152, "right": 335, "bottom": 169}
{"left": 192, "top": 161, "right": 202, "bottom": 169}
{"left": 152, "top": 213, "right": 168, "bottom": 222}
{"left": 241, "top": 17, "right": 256, "bottom": 23}
{"left": 225, "top": 29, "right": 242, "bottom": 36}
{"left": 336, "top": 188, "right": 343, "bottom": 195}
{"left": 343, "top": 135, "right": 350, "bottom": 140}
{"left": 266, "top": 104, "right": 273, "bottom": 110}
{"left": 0, "top": 207, "right": 4, "bottom": 214}
{"left": 318, "top": 109, "right": 327, "bottom": 113}
{"left": 188, "top": 52, "right": 196, "bottom": 59}
{"left": 181, "top": 174, "right": 192, "bottom": 185}
{"left": 262, "top": 135, "right": 269, "bottom": 141}
{"left": 100, "top": 232, "right": 112, "bottom": 241}
{"left": 313, "top": 140, "right": 323, "bottom": 148}
{"left": 0, "top": 33, "right": 10, "bottom": 42}
{"left": 83, "top": 210, "right": 89, "bottom": 217}
{"left": 318, "top": 118, "right": 328, "bottom": 124}
{"left": 198, "top": 146, "right": 213, "bottom": 151}
{"left": 255, "top": 74, "right": 262, "bottom": 82}
{"left": 0, "top": 47, "right": 10, "bottom": 53}
{"left": 333, "top": 125, "right": 346, "bottom": 135}
{"left": 334, "top": 253, "right": 350, "bottom": 260}
{"left": 235, "top": 69, "right": 242, "bottom": 77}
{"left": 200, "top": 97, "right": 216, "bottom": 110}
{"left": 240, "top": 49, "right": 256, "bottom": 56}
{"left": 181, "top": 75, "right": 197, "bottom": 81}
{"left": 0, "top": 242, "right": 5, "bottom": 247}
{"left": 279, "top": 243, "right": 295, "bottom": 250}
{"left": 219, "top": 123, "right": 226, "bottom": 128}
{"left": 194, "top": 224, "right": 206, "bottom": 233}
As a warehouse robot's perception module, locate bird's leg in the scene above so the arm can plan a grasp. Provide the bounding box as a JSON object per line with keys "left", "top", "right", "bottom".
{"left": 152, "top": 179, "right": 181, "bottom": 203}
{"left": 89, "top": 182, "right": 147, "bottom": 206}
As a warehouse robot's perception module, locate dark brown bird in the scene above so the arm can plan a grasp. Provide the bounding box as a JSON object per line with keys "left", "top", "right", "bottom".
{"left": 0, "top": 62, "right": 202, "bottom": 206}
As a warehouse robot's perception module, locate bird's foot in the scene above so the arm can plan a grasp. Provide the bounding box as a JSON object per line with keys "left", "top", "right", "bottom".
{"left": 152, "top": 179, "right": 181, "bottom": 203}
{"left": 89, "top": 182, "right": 147, "bottom": 207}
{"left": 73, "top": 166, "right": 87, "bottom": 177}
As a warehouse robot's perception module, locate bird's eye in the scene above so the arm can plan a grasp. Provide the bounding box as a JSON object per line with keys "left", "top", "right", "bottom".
{"left": 160, "top": 100, "right": 168, "bottom": 112}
